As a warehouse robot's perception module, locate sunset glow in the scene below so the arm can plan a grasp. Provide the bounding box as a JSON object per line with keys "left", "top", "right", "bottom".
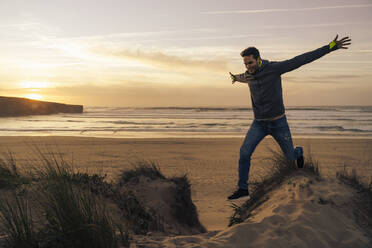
{"left": 19, "top": 81, "right": 50, "bottom": 89}
{"left": 25, "top": 94, "right": 43, "bottom": 100}
{"left": 0, "top": 1, "right": 371, "bottom": 107}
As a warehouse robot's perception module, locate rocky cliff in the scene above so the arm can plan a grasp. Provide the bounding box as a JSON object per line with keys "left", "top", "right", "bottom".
{"left": 0, "top": 96, "right": 83, "bottom": 117}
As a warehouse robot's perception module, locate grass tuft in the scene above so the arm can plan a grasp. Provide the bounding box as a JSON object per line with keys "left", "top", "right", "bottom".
{"left": 171, "top": 175, "right": 206, "bottom": 232}
{"left": 0, "top": 192, "right": 38, "bottom": 248}
{"left": 229, "top": 148, "right": 320, "bottom": 226}
{"left": 37, "top": 176, "right": 120, "bottom": 248}
{"left": 0, "top": 152, "right": 28, "bottom": 189}
{"left": 336, "top": 167, "right": 372, "bottom": 232}
{"left": 117, "top": 160, "right": 206, "bottom": 234}
{"left": 118, "top": 160, "right": 165, "bottom": 185}
{"left": 303, "top": 150, "right": 320, "bottom": 176}
{"left": 0, "top": 151, "right": 129, "bottom": 248}
{"left": 113, "top": 191, "right": 153, "bottom": 235}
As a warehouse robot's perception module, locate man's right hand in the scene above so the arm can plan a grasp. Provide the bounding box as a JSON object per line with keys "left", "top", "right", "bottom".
{"left": 229, "top": 72, "right": 236, "bottom": 84}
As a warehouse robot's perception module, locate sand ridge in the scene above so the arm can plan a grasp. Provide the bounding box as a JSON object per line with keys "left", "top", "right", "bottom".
{"left": 132, "top": 170, "right": 370, "bottom": 247}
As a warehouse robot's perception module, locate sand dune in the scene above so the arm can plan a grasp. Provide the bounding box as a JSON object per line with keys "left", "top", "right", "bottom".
{"left": 132, "top": 170, "right": 370, "bottom": 247}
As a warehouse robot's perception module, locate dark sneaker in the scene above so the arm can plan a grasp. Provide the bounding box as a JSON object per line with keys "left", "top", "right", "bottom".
{"left": 227, "top": 188, "right": 250, "bottom": 200}
{"left": 297, "top": 155, "right": 304, "bottom": 168}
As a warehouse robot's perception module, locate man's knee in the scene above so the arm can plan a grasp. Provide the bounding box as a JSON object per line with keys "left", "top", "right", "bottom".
{"left": 239, "top": 146, "right": 252, "bottom": 161}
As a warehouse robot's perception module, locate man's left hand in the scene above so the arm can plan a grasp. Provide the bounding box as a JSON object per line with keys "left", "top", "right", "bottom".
{"left": 333, "top": 34, "right": 351, "bottom": 49}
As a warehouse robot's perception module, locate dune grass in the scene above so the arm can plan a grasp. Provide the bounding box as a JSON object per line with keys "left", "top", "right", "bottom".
{"left": 0, "top": 151, "right": 205, "bottom": 246}
{"left": 117, "top": 161, "right": 206, "bottom": 234}
{"left": 336, "top": 167, "right": 372, "bottom": 234}
{"left": 113, "top": 190, "right": 154, "bottom": 235}
{"left": 37, "top": 175, "right": 120, "bottom": 248}
{"left": 118, "top": 160, "right": 165, "bottom": 185}
{"left": 0, "top": 152, "right": 28, "bottom": 189}
{"left": 229, "top": 148, "right": 320, "bottom": 226}
{"left": 0, "top": 152, "right": 129, "bottom": 248}
{"left": 0, "top": 192, "right": 38, "bottom": 248}
{"left": 171, "top": 175, "right": 206, "bottom": 232}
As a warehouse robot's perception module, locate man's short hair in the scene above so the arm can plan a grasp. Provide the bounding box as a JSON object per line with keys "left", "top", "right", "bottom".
{"left": 240, "top": 47, "right": 260, "bottom": 59}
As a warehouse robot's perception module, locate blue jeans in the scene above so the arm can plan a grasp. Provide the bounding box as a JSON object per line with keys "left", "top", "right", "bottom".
{"left": 238, "top": 115, "right": 303, "bottom": 190}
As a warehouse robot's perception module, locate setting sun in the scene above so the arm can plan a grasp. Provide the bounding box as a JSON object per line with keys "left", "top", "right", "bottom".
{"left": 25, "top": 94, "right": 43, "bottom": 100}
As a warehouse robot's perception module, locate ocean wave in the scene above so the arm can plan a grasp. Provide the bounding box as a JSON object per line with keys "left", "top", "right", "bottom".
{"left": 25, "top": 119, "right": 85, "bottom": 123}
{"left": 82, "top": 106, "right": 372, "bottom": 113}
{"left": 0, "top": 127, "right": 244, "bottom": 133}
{"left": 286, "top": 107, "right": 340, "bottom": 111}
{"left": 195, "top": 108, "right": 251, "bottom": 112}
{"left": 0, "top": 128, "right": 91, "bottom": 132}
{"left": 360, "top": 107, "right": 372, "bottom": 113}
{"left": 3, "top": 105, "right": 372, "bottom": 138}
{"left": 141, "top": 107, "right": 253, "bottom": 112}
{"left": 201, "top": 123, "right": 228, "bottom": 126}
{"left": 99, "top": 121, "right": 175, "bottom": 125}
{"left": 63, "top": 115, "right": 251, "bottom": 121}
{"left": 313, "top": 126, "right": 371, "bottom": 133}
{"left": 292, "top": 118, "right": 372, "bottom": 122}
{"left": 332, "top": 118, "right": 372, "bottom": 122}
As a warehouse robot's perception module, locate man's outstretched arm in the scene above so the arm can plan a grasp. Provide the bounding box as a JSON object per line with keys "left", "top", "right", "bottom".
{"left": 272, "top": 35, "right": 351, "bottom": 75}
{"left": 229, "top": 71, "right": 254, "bottom": 84}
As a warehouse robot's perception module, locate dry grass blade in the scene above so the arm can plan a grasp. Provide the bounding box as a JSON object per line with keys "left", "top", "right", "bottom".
{"left": 0, "top": 192, "right": 38, "bottom": 248}
{"left": 229, "top": 148, "right": 320, "bottom": 226}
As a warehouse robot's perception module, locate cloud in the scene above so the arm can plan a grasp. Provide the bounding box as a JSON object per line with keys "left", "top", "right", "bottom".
{"left": 283, "top": 74, "right": 368, "bottom": 84}
{"left": 93, "top": 47, "right": 230, "bottom": 74}
{"left": 352, "top": 50, "right": 372, "bottom": 53}
{"left": 50, "top": 28, "right": 266, "bottom": 47}
{"left": 317, "top": 61, "right": 372, "bottom": 64}
{"left": 117, "top": 34, "right": 267, "bottom": 43}
{"left": 57, "top": 28, "right": 219, "bottom": 41}
{"left": 202, "top": 4, "right": 372, "bottom": 15}
{"left": 258, "top": 23, "right": 351, "bottom": 30}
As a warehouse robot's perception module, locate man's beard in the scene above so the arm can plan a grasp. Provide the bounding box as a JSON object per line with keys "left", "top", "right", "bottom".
{"left": 247, "top": 66, "right": 258, "bottom": 75}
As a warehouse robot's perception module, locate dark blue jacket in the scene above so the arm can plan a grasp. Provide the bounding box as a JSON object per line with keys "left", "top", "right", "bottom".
{"left": 235, "top": 44, "right": 336, "bottom": 120}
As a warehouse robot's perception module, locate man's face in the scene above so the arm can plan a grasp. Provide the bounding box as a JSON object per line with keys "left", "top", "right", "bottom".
{"left": 243, "top": 55, "right": 260, "bottom": 75}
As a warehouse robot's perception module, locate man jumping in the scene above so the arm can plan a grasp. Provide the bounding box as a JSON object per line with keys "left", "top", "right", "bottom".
{"left": 227, "top": 35, "right": 351, "bottom": 200}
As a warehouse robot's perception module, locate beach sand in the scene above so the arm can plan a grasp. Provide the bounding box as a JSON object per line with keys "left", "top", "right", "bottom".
{"left": 0, "top": 136, "right": 371, "bottom": 232}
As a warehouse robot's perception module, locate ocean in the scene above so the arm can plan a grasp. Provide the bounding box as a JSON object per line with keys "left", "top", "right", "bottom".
{"left": 1, "top": 106, "right": 372, "bottom": 138}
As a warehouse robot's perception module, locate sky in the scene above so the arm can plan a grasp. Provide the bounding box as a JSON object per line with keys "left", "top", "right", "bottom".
{"left": 0, "top": 0, "right": 371, "bottom": 107}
